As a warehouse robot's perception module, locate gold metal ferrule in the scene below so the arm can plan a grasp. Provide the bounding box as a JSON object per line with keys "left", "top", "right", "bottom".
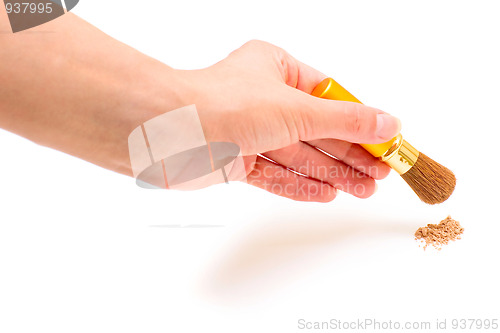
{"left": 380, "top": 134, "right": 420, "bottom": 175}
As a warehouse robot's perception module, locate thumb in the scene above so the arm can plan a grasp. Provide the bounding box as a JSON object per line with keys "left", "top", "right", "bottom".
{"left": 291, "top": 90, "right": 402, "bottom": 144}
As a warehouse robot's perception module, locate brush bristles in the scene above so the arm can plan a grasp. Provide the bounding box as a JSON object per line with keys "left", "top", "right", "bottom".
{"left": 401, "top": 153, "right": 456, "bottom": 205}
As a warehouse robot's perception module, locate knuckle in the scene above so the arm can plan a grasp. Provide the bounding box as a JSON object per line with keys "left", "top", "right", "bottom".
{"left": 243, "top": 39, "right": 266, "bottom": 48}
{"left": 344, "top": 103, "right": 364, "bottom": 136}
{"left": 243, "top": 39, "right": 282, "bottom": 53}
{"left": 286, "top": 144, "right": 304, "bottom": 169}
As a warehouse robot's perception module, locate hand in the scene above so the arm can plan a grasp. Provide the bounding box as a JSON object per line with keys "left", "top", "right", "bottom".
{"left": 0, "top": 10, "right": 400, "bottom": 202}
{"left": 178, "top": 40, "right": 401, "bottom": 202}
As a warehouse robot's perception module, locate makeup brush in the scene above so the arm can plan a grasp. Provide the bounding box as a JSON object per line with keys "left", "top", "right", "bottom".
{"left": 311, "top": 78, "right": 456, "bottom": 204}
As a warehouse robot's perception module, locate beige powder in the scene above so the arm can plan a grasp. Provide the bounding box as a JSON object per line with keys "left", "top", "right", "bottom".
{"left": 415, "top": 216, "right": 464, "bottom": 250}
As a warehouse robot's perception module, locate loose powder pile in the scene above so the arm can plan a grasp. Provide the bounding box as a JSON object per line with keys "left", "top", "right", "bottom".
{"left": 415, "top": 216, "right": 464, "bottom": 250}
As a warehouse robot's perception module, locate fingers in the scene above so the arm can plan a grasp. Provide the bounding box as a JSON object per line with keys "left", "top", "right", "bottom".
{"left": 262, "top": 142, "right": 379, "bottom": 199}
{"left": 305, "top": 139, "right": 391, "bottom": 180}
{"left": 281, "top": 49, "right": 400, "bottom": 145}
{"left": 281, "top": 53, "right": 327, "bottom": 94}
{"left": 283, "top": 90, "right": 401, "bottom": 144}
{"left": 233, "top": 40, "right": 327, "bottom": 94}
{"left": 246, "top": 156, "right": 338, "bottom": 202}
{"left": 232, "top": 40, "right": 401, "bottom": 144}
{"left": 277, "top": 44, "right": 401, "bottom": 144}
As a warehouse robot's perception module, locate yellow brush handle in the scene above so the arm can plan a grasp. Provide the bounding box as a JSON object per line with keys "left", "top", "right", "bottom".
{"left": 311, "top": 78, "right": 397, "bottom": 158}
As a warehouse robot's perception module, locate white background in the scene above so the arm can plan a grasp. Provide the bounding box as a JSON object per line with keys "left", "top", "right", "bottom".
{"left": 1, "top": 1, "right": 499, "bottom": 332}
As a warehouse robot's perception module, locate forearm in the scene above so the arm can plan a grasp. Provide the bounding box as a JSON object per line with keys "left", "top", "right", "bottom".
{"left": 0, "top": 11, "right": 188, "bottom": 175}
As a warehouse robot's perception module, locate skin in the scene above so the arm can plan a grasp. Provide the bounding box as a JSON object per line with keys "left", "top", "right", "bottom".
{"left": 0, "top": 10, "right": 401, "bottom": 202}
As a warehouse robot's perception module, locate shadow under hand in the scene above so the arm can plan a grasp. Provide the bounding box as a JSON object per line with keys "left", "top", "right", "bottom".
{"left": 198, "top": 209, "right": 415, "bottom": 305}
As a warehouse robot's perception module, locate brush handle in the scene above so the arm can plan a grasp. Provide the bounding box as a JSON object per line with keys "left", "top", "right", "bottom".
{"left": 311, "top": 78, "right": 397, "bottom": 158}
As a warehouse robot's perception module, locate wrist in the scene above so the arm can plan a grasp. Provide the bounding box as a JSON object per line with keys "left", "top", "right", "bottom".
{"left": 113, "top": 64, "right": 197, "bottom": 176}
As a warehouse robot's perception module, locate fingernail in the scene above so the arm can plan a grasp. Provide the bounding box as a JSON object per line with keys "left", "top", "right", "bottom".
{"left": 376, "top": 114, "right": 401, "bottom": 140}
